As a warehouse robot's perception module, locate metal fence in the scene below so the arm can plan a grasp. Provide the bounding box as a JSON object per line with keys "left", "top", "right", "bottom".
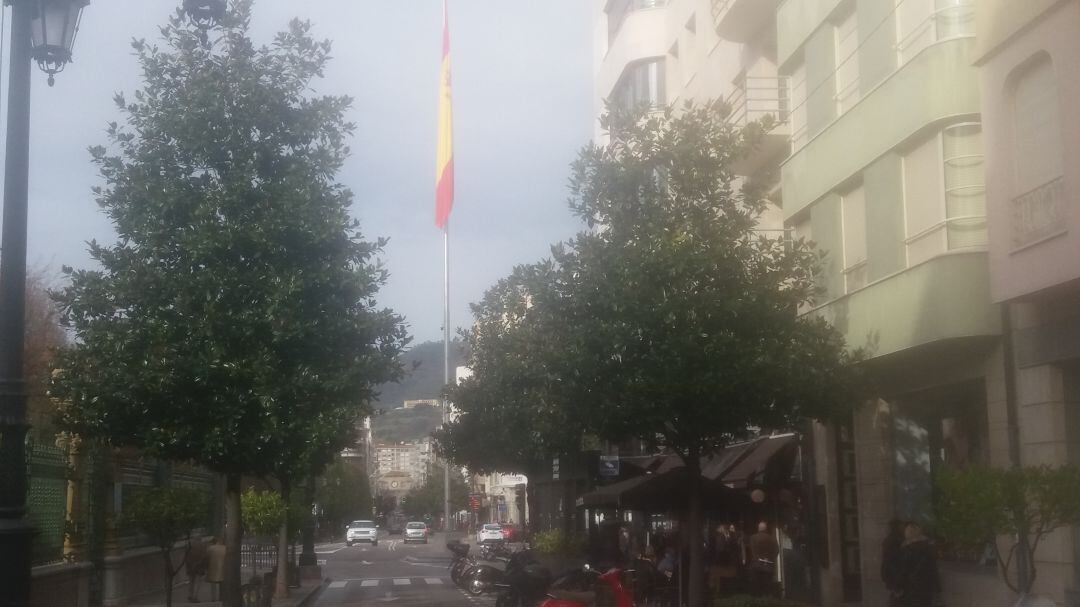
{"left": 26, "top": 438, "right": 68, "bottom": 566}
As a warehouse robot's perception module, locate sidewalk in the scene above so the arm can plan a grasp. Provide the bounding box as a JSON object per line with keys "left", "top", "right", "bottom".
{"left": 129, "top": 574, "right": 325, "bottom": 607}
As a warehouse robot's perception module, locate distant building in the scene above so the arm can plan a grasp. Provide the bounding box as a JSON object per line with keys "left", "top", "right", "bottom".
{"left": 373, "top": 437, "right": 438, "bottom": 495}
{"left": 402, "top": 399, "right": 440, "bottom": 409}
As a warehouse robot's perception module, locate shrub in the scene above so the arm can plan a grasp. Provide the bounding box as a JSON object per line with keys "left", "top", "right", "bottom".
{"left": 532, "top": 529, "right": 587, "bottom": 555}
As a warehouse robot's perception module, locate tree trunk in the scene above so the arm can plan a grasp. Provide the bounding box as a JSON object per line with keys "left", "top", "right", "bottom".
{"left": 275, "top": 480, "right": 291, "bottom": 599}
{"left": 162, "top": 549, "right": 174, "bottom": 607}
{"left": 686, "top": 448, "right": 705, "bottom": 607}
{"left": 222, "top": 473, "right": 243, "bottom": 607}
{"left": 299, "top": 476, "right": 317, "bottom": 566}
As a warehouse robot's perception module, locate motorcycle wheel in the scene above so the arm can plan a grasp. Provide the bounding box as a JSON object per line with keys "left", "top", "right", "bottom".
{"left": 467, "top": 577, "right": 486, "bottom": 596}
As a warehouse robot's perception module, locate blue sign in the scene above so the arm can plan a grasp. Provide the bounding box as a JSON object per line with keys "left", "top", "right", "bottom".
{"left": 599, "top": 455, "right": 620, "bottom": 478}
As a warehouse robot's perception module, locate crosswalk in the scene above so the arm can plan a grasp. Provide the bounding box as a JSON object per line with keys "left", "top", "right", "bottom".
{"left": 326, "top": 577, "right": 449, "bottom": 590}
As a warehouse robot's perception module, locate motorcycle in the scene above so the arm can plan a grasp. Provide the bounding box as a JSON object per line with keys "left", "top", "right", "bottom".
{"left": 463, "top": 544, "right": 539, "bottom": 596}
{"left": 493, "top": 549, "right": 552, "bottom": 607}
{"left": 447, "top": 541, "right": 473, "bottom": 586}
{"left": 539, "top": 566, "right": 635, "bottom": 607}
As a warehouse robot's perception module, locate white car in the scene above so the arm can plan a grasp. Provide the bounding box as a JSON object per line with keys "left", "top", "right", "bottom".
{"left": 476, "top": 523, "right": 504, "bottom": 544}
{"left": 346, "top": 520, "right": 378, "bottom": 546}
{"left": 404, "top": 521, "right": 429, "bottom": 544}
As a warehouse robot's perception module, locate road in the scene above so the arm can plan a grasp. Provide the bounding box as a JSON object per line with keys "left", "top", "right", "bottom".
{"left": 311, "top": 531, "right": 494, "bottom": 607}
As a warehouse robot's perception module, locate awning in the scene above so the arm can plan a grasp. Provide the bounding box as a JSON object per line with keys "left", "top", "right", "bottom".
{"left": 576, "top": 467, "right": 748, "bottom": 512}
{"left": 719, "top": 434, "right": 798, "bottom": 488}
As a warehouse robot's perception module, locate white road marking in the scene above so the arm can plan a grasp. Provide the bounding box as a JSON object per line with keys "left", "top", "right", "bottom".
{"left": 328, "top": 581, "right": 348, "bottom": 589}
{"left": 360, "top": 579, "right": 379, "bottom": 587}
{"left": 392, "top": 578, "right": 410, "bottom": 586}
{"left": 424, "top": 578, "right": 443, "bottom": 585}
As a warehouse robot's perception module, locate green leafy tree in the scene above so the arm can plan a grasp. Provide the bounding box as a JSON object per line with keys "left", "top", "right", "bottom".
{"left": 937, "top": 465, "right": 1080, "bottom": 596}
{"left": 374, "top": 494, "right": 397, "bottom": 519}
{"left": 548, "top": 102, "right": 860, "bottom": 606}
{"left": 50, "top": 3, "right": 407, "bottom": 605}
{"left": 317, "top": 460, "right": 373, "bottom": 531}
{"left": 399, "top": 465, "right": 468, "bottom": 521}
{"left": 437, "top": 262, "right": 582, "bottom": 531}
{"left": 123, "top": 488, "right": 210, "bottom": 607}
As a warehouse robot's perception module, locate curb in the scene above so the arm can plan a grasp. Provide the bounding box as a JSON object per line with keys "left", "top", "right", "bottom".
{"left": 295, "top": 579, "right": 328, "bottom": 607}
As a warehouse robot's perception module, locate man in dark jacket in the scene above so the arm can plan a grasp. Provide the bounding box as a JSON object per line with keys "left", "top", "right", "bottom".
{"left": 881, "top": 519, "right": 906, "bottom": 607}
{"left": 898, "top": 523, "right": 941, "bottom": 607}
{"left": 749, "top": 522, "right": 779, "bottom": 596}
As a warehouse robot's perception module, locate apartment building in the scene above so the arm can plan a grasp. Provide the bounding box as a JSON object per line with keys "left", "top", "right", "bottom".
{"left": 373, "top": 438, "right": 438, "bottom": 491}
{"left": 590, "top": 0, "right": 1080, "bottom": 604}
{"left": 976, "top": 1, "right": 1080, "bottom": 604}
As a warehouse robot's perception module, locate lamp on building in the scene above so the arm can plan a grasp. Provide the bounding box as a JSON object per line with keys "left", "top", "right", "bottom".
{"left": 0, "top": 0, "right": 90, "bottom": 602}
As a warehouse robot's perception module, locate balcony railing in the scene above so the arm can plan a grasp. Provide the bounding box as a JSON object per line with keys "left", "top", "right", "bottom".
{"left": 896, "top": 2, "right": 976, "bottom": 60}
{"left": 724, "top": 76, "right": 789, "bottom": 130}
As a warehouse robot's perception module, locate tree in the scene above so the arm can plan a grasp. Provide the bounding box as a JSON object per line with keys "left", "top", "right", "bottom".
{"left": 437, "top": 262, "right": 583, "bottom": 531}
{"left": 317, "top": 459, "right": 373, "bottom": 531}
{"left": 550, "top": 102, "right": 860, "bottom": 606}
{"left": 937, "top": 465, "right": 1080, "bottom": 597}
{"left": 24, "top": 266, "right": 68, "bottom": 439}
{"left": 399, "top": 465, "right": 468, "bottom": 521}
{"left": 123, "top": 488, "right": 210, "bottom": 607}
{"left": 50, "top": 3, "right": 408, "bottom": 605}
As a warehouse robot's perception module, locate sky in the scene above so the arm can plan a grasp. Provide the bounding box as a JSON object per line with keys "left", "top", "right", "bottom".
{"left": 9, "top": 0, "right": 594, "bottom": 344}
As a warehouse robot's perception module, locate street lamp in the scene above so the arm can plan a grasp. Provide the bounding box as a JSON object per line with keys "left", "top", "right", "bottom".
{"left": 29, "top": 0, "right": 88, "bottom": 85}
{"left": 0, "top": 1, "right": 87, "bottom": 605}
{"left": 182, "top": 0, "right": 226, "bottom": 29}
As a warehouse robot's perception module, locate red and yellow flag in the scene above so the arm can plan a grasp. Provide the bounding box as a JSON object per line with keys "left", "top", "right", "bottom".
{"left": 434, "top": 0, "right": 454, "bottom": 230}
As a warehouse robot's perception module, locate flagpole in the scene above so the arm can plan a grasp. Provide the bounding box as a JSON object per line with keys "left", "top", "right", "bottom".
{"left": 443, "top": 226, "right": 451, "bottom": 531}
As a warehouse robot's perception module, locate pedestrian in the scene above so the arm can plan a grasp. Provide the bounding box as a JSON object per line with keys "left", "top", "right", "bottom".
{"left": 206, "top": 536, "right": 226, "bottom": 602}
{"left": 881, "top": 519, "right": 906, "bottom": 607}
{"left": 897, "top": 522, "right": 941, "bottom": 607}
{"left": 185, "top": 535, "right": 210, "bottom": 602}
{"left": 749, "top": 521, "right": 779, "bottom": 596}
{"left": 709, "top": 524, "right": 740, "bottom": 597}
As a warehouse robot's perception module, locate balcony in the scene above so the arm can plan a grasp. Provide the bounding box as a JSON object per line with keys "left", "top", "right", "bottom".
{"left": 607, "top": 0, "right": 667, "bottom": 47}
{"left": 711, "top": 0, "right": 781, "bottom": 43}
{"left": 725, "top": 76, "right": 790, "bottom": 176}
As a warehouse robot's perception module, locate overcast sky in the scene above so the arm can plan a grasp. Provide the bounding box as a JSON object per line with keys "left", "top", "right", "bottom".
{"left": 10, "top": 0, "right": 593, "bottom": 344}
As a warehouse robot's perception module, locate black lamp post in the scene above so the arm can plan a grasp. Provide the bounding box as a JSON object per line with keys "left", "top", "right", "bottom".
{"left": 182, "top": 0, "right": 225, "bottom": 29}
{"left": 0, "top": 1, "right": 86, "bottom": 605}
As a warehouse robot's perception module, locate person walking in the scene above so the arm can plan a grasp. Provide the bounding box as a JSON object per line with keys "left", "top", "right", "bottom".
{"left": 749, "top": 521, "right": 779, "bottom": 596}
{"left": 897, "top": 522, "right": 941, "bottom": 607}
{"left": 881, "top": 519, "right": 906, "bottom": 607}
{"left": 185, "top": 535, "right": 210, "bottom": 603}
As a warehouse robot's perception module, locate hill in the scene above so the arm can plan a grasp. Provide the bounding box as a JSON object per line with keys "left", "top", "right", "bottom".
{"left": 370, "top": 404, "right": 444, "bottom": 444}
{"left": 374, "top": 339, "right": 466, "bottom": 410}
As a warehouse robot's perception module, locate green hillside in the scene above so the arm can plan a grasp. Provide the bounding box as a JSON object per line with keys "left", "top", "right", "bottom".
{"left": 370, "top": 404, "right": 444, "bottom": 444}
{"left": 374, "top": 339, "right": 466, "bottom": 410}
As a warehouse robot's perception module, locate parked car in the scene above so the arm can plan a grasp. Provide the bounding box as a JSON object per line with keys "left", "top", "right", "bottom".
{"left": 500, "top": 523, "right": 519, "bottom": 541}
{"left": 346, "top": 520, "right": 378, "bottom": 547}
{"left": 404, "top": 521, "right": 429, "bottom": 544}
{"left": 386, "top": 512, "right": 406, "bottom": 535}
{"left": 477, "top": 523, "right": 505, "bottom": 544}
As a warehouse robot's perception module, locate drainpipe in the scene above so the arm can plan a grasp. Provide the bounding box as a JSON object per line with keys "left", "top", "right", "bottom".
{"left": 1001, "top": 303, "right": 1031, "bottom": 594}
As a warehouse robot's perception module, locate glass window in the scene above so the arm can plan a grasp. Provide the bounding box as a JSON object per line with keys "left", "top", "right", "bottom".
{"left": 789, "top": 59, "right": 808, "bottom": 151}
{"left": 610, "top": 59, "right": 666, "bottom": 111}
{"left": 835, "top": 11, "right": 860, "bottom": 114}
{"left": 943, "top": 123, "right": 986, "bottom": 249}
{"left": 896, "top": 0, "right": 975, "bottom": 64}
{"left": 1013, "top": 58, "right": 1064, "bottom": 194}
{"left": 841, "top": 184, "right": 867, "bottom": 293}
{"left": 903, "top": 134, "right": 945, "bottom": 265}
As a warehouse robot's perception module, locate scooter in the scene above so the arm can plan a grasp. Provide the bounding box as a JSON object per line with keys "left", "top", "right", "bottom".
{"left": 463, "top": 545, "right": 538, "bottom": 596}
{"left": 539, "top": 566, "right": 635, "bottom": 607}
{"left": 447, "top": 541, "right": 473, "bottom": 586}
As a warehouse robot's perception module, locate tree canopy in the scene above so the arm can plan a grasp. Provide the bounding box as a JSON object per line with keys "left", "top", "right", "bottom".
{"left": 50, "top": 0, "right": 407, "bottom": 485}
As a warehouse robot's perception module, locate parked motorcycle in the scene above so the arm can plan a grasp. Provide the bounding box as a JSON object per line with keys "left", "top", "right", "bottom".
{"left": 493, "top": 549, "right": 552, "bottom": 607}
{"left": 538, "top": 566, "right": 634, "bottom": 607}
{"left": 447, "top": 541, "right": 473, "bottom": 586}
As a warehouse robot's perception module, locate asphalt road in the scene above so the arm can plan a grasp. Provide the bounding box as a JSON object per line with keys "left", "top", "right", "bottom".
{"left": 311, "top": 532, "right": 494, "bottom": 607}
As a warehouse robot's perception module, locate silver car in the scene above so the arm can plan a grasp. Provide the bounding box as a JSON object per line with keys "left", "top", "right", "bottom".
{"left": 403, "top": 521, "right": 428, "bottom": 544}
{"left": 346, "top": 520, "right": 378, "bottom": 546}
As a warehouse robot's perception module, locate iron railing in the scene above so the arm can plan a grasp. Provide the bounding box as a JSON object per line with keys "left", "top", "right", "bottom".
{"left": 725, "top": 76, "right": 790, "bottom": 130}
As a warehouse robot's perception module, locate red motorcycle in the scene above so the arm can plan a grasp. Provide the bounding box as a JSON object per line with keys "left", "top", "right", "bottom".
{"left": 539, "top": 566, "right": 635, "bottom": 607}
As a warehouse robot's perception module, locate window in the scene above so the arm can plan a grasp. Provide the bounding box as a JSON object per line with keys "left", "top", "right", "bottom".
{"left": 610, "top": 59, "right": 666, "bottom": 111}
{"left": 903, "top": 134, "right": 946, "bottom": 265}
{"left": 1010, "top": 56, "right": 1065, "bottom": 247}
{"left": 835, "top": 11, "right": 860, "bottom": 114}
{"left": 943, "top": 123, "right": 986, "bottom": 249}
{"left": 789, "top": 58, "right": 807, "bottom": 151}
{"left": 841, "top": 184, "right": 867, "bottom": 293}
{"left": 903, "top": 125, "right": 986, "bottom": 265}
{"left": 896, "top": 0, "right": 975, "bottom": 64}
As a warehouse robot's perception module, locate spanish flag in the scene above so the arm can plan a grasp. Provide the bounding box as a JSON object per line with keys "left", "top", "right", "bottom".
{"left": 435, "top": 0, "right": 454, "bottom": 230}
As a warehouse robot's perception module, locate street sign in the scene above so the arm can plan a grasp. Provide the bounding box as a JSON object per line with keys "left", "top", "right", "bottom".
{"left": 599, "top": 455, "right": 620, "bottom": 478}
{"left": 552, "top": 457, "right": 560, "bottom": 480}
